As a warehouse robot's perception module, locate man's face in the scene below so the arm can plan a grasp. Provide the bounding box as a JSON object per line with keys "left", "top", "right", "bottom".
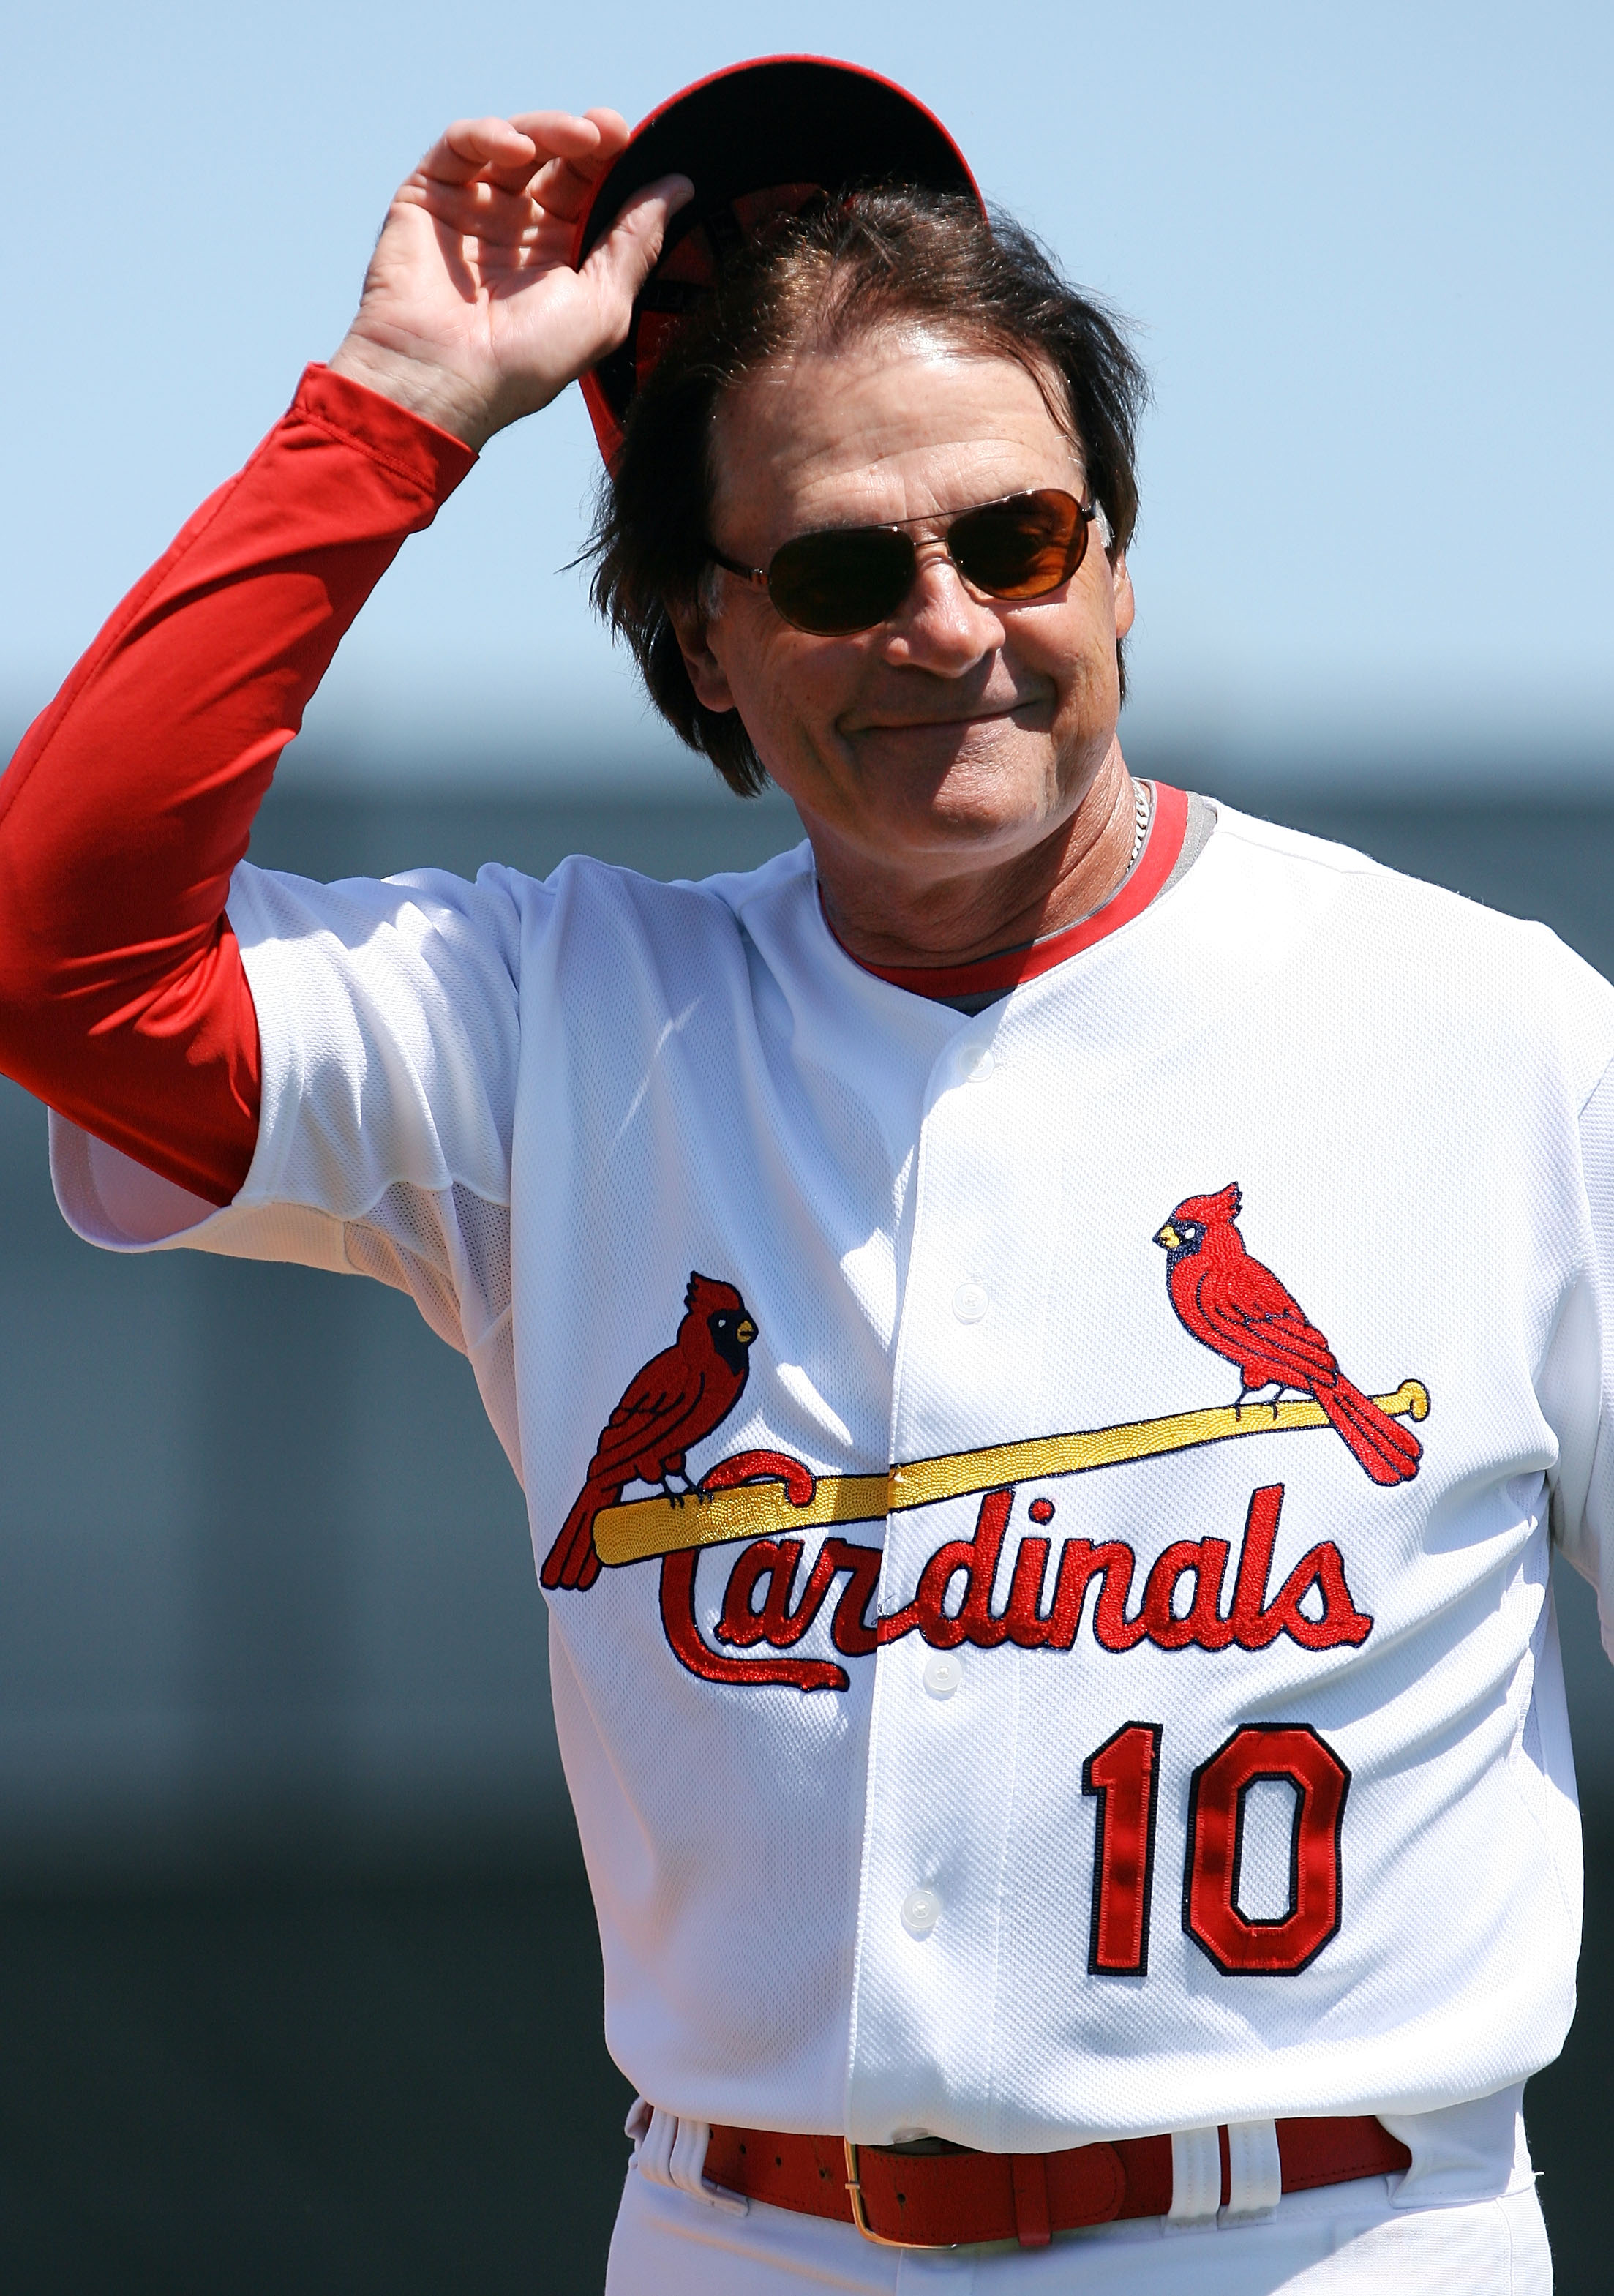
{"left": 675, "top": 329, "right": 1135, "bottom": 885}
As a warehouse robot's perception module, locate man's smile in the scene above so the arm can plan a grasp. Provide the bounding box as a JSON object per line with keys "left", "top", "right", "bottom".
{"left": 843, "top": 694, "right": 1054, "bottom": 736}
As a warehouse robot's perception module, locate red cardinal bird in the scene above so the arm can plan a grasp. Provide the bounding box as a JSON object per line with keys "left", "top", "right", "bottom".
{"left": 1154, "top": 1184, "right": 1420, "bottom": 1486}
{"left": 541, "top": 1273, "right": 758, "bottom": 1592}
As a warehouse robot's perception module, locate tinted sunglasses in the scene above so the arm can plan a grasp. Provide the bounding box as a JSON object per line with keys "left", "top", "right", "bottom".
{"left": 706, "top": 487, "right": 1101, "bottom": 637}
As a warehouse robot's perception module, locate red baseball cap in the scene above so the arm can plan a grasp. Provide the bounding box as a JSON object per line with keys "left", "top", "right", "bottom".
{"left": 571, "top": 56, "right": 982, "bottom": 464}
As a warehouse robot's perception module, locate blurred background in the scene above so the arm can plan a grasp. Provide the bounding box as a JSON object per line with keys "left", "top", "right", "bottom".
{"left": 3, "top": 2, "right": 1612, "bottom": 2289}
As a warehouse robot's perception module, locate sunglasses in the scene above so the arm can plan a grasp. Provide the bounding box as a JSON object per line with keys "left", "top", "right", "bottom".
{"left": 706, "top": 487, "right": 1101, "bottom": 637}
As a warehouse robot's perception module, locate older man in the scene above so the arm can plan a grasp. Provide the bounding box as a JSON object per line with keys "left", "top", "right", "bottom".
{"left": 0, "top": 57, "right": 1600, "bottom": 2295}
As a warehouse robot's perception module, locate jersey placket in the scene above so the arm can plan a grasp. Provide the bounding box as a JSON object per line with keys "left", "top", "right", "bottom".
{"left": 845, "top": 1008, "right": 1065, "bottom": 2145}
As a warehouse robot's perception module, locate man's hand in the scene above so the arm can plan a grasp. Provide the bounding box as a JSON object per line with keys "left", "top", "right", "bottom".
{"left": 329, "top": 110, "right": 691, "bottom": 451}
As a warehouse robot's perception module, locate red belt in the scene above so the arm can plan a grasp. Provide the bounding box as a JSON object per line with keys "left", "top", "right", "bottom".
{"left": 704, "top": 2116, "right": 1411, "bottom": 2249}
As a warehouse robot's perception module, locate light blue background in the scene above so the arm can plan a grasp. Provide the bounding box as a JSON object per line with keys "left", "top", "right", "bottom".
{"left": 7, "top": 1, "right": 1611, "bottom": 789}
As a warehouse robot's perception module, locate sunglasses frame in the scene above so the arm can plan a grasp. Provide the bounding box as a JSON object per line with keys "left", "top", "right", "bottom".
{"left": 705, "top": 488, "right": 1102, "bottom": 636}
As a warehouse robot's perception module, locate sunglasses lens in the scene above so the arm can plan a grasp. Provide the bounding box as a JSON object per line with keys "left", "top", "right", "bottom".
{"left": 949, "top": 490, "right": 1086, "bottom": 599}
{"left": 767, "top": 527, "right": 916, "bottom": 635}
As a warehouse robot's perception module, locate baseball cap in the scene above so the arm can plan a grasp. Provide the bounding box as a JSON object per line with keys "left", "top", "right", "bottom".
{"left": 571, "top": 56, "right": 982, "bottom": 464}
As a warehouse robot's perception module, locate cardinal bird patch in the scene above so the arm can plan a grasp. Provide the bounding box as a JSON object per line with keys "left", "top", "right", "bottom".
{"left": 1154, "top": 1183, "right": 1421, "bottom": 1485}
{"left": 541, "top": 1273, "right": 757, "bottom": 1592}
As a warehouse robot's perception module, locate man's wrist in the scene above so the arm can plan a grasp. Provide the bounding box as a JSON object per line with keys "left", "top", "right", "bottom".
{"left": 326, "top": 334, "right": 504, "bottom": 454}
{"left": 292, "top": 366, "right": 480, "bottom": 504}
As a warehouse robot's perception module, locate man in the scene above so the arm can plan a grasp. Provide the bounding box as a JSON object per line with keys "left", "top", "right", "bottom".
{"left": 0, "top": 55, "right": 1600, "bottom": 2292}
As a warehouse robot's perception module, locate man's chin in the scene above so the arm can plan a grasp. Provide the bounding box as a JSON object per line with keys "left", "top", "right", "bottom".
{"left": 847, "top": 789, "right": 1070, "bottom": 871}
{"left": 849, "top": 738, "right": 1067, "bottom": 848}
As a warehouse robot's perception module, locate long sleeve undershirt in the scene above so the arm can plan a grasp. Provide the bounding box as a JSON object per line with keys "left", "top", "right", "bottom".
{"left": 0, "top": 364, "right": 476, "bottom": 1205}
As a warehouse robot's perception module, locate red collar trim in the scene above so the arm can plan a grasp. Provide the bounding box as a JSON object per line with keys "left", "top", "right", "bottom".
{"left": 834, "top": 782, "right": 1187, "bottom": 1002}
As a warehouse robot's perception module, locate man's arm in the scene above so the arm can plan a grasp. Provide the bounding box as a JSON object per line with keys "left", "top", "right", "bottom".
{"left": 0, "top": 110, "right": 689, "bottom": 1205}
{"left": 0, "top": 375, "right": 476, "bottom": 1204}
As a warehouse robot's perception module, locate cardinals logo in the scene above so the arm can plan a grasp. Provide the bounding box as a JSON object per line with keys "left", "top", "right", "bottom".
{"left": 541, "top": 1273, "right": 757, "bottom": 1592}
{"left": 544, "top": 1198, "right": 1428, "bottom": 1706}
{"left": 1154, "top": 1184, "right": 1421, "bottom": 1486}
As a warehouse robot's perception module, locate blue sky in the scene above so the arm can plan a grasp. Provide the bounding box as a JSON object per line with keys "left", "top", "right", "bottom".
{"left": 6, "top": 1, "right": 1610, "bottom": 789}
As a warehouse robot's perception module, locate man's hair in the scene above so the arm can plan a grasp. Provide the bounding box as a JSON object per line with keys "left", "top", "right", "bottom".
{"left": 586, "top": 190, "right": 1149, "bottom": 798}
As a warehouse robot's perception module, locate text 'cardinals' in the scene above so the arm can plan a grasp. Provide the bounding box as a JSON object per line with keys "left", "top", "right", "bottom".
{"left": 659, "top": 1482, "right": 1373, "bottom": 1692}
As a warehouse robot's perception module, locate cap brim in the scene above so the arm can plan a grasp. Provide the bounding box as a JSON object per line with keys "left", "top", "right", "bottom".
{"left": 572, "top": 56, "right": 981, "bottom": 463}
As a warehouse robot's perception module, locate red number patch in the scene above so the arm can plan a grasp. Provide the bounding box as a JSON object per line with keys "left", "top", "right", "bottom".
{"left": 1081, "top": 1720, "right": 1350, "bottom": 1979}
{"left": 1081, "top": 1722, "right": 1162, "bottom": 1976}
{"left": 1182, "top": 1724, "right": 1350, "bottom": 1975}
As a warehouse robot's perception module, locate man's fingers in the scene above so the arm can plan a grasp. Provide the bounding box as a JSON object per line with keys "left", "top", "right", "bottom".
{"left": 418, "top": 110, "right": 607, "bottom": 192}
{"left": 524, "top": 109, "right": 638, "bottom": 223}
{"left": 530, "top": 152, "right": 610, "bottom": 227}
{"left": 409, "top": 105, "right": 635, "bottom": 218}
{"left": 581, "top": 175, "right": 695, "bottom": 306}
{"left": 483, "top": 109, "right": 618, "bottom": 191}
{"left": 507, "top": 106, "right": 630, "bottom": 168}
{"left": 395, "top": 175, "right": 546, "bottom": 243}
{"left": 421, "top": 117, "right": 538, "bottom": 187}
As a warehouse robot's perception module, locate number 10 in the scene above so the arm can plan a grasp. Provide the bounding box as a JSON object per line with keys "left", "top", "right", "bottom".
{"left": 1081, "top": 1721, "right": 1349, "bottom": 1978}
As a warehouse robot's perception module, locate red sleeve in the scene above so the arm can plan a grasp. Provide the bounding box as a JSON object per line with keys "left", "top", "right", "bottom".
{"left": 0, "top": 364, "right": 477, "bottom": 1207}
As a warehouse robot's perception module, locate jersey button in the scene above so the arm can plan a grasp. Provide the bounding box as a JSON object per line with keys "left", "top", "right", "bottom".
{"left": 957, "top": 1045, "right": 996, "bottom": 1083}
{"left": 953, "top": 1281, "right": 988, "bottom": 1324}
{"left": 923, "top": 1653, "right": 962, "bottom": 1700}
{"left": 901, "top": 1888, "right": 941, "bottom": 1938}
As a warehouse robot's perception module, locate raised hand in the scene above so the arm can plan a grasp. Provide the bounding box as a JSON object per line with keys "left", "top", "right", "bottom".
{"left": 329, "top": 110, "right": 691, "bottom": 450}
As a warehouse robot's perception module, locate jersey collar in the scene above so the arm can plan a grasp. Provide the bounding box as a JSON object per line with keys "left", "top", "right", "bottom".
{"left": 827, "top": 781, "right": 1188, "bottom": 1004}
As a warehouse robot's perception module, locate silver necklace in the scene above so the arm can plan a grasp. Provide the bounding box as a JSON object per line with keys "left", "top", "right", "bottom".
{"left": 1130, "top": 777, "right": 1152, "bottom": 866}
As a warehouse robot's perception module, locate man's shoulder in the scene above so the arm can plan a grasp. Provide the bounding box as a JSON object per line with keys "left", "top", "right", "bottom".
{"left": 1189, "top": 795, "right": 1614, "bottom": 1082}
{"left": 1202, "top": 795, "right": 1572, "bottom": 950}
{"left": 538, "top": 836, "right": 817, "bottom": 943}
{"left": 1201, "top": 798, "right": 1407, "bottom": 888}
{"left": 225, "top": 837, "right": 819, "bottom": 1006}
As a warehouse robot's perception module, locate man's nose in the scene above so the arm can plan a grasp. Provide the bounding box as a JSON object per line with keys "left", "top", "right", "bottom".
{"left": 884, "top": 542, "right": 1005, "bottom": 669}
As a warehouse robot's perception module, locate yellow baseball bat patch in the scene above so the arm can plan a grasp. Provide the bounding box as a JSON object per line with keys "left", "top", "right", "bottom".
{"left": 591, "top": 1380, "right": 1430, "bottom": 1569}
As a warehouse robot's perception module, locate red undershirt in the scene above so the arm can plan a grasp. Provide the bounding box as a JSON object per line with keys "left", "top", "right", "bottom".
{"left": 0, "top": 364, "right": 1185, "bottom": 1209}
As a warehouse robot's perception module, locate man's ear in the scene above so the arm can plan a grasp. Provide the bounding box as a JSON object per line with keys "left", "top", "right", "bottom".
{"left": 1111, "top": 558, "right": 1138, "bottom": 652}
{"left": 1111, "top": 551, "right": 1136, "bottom": 642}
{"left": 668, "top": 596, "right": 738, "bottom": 715}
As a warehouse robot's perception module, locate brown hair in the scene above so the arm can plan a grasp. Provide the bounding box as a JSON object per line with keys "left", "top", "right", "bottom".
{"left": 586, "top": 190, "right": 1148, "bottom": 798}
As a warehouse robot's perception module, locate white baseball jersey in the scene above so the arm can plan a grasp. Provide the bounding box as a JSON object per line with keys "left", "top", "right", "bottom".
{"left": 50, "top": 789, "right": 1614, "bottom": 2221}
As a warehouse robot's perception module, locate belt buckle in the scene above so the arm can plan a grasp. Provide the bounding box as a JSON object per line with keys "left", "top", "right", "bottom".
{"left": 843, "top": 2139, "right": 953, "bottom": 2249}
